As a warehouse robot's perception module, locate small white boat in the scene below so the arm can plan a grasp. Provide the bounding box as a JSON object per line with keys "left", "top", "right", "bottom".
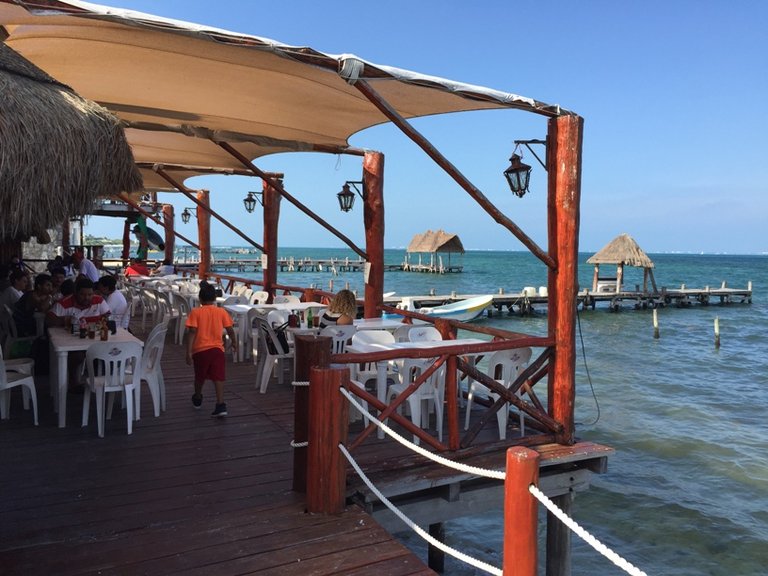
{"left": 393, "top": 295, "right": 492, "bottom": 323}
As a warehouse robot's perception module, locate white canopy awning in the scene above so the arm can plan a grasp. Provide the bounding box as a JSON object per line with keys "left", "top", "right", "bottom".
{"left": 0, "top": 0, "right": 567, "bottom": 191}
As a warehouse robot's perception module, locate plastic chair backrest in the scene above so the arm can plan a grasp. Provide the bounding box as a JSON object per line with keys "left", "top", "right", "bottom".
{"left": 274, "top": 294, "right": 300, "bottom": 304}
{"left": 320, "top": 325, "right": 357, "bottom": 354}
{"left": 485, "top": 347, "right": 532, "bottom": 385}
{"left": 142, "top": 324, "right": 168, "bottom": 374}
{"left": 250, "top": 290, "right": 269, "bottom": 305}
{"left": 267, "top": 309, "right": 289, "bottom": 327}
{"left": 254, "top": 315, "right": 290, "bottom": 355}
{"left": 85, "top": 342, "right": 142, "bottom": 389}
{"left": 352, "top": 330, "right": 395, "bottom": 346}
{"left": 222, "top": 295, "right": 246, "bottom": 305}
{"left": 408, "top": 326, "right": 442, "bottom": 342}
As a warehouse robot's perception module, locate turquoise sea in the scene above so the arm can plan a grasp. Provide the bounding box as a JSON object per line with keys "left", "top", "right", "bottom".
{"left": 132, "top": 246, "right": 768, "bottom": 574}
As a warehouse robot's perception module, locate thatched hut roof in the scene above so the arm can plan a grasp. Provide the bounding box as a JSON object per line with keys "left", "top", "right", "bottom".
{"left": 0, "top": 42, "right": 142, "bottom": 241}
{"left": 406, "top": 229, "right": 465, "bottom": 254}
{"left": 586, "top": 233, "right": 654, "bottom": 268}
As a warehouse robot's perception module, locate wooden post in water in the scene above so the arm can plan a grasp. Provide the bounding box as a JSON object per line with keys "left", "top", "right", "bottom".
{"left": 714, "top": 316, "right": 720, "bottom": 349}
{"left": 546, "top": 114, "right": 583, "bottom": 446}
{"left": 503, "top": 447, "right": 540, "bottom": 576}
{"left": 293, "top": 335, "right": 331, "bottom": 492}
{"left": 363, "top": 151, "right": 385, "bottom": 318}
{"left": 306, "top": 364, "right": 349, "bottom": 514}
{"left": 196, "top": 190, "right": 210, "bottom": 279}
{"left": 653, "top": 308, "right": 660, "bottom": 339}
{"left": 262, "top": 174, "right": 283, "bottom": 303}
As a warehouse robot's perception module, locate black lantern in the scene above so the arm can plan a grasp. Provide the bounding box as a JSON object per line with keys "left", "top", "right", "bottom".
{"left": 503, "top": 153, "right": 532, "bottom": 198}
{"left": 337, "top": 181, "right": 364, "bottom": 212}
{"left": 243, "top": 191, "right": 260, "bottom": 213}
{"left": 181, "top": 207, "right": 193, "bottom": 224}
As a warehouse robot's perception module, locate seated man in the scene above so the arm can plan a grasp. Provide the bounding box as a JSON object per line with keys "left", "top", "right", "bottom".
{"left": 95, "top": 276, "right": 130, "bottom": 330}
{"left": 125, "top": 258, "right": 151, "bottom": 277}
{"left": 47, "top": 278, "right": 111, "bottom": 388}
{"left": 72, "top": 251, "right": 100, "bottom": 282}
{"left": 0, "top": 269, "right": 29, "bottom": 310}
{"left": 151, "top": 259, "right": 176, "bottom": 276}
{"left": 13, "top": 273, "right": 53, "bottom": 337}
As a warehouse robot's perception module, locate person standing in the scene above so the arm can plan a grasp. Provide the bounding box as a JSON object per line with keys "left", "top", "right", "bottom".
{"left": 185, "top": 281, "right": 237, "bottom": 417}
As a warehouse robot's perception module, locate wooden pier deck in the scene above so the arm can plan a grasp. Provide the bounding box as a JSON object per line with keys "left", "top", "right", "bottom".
{"left": 0, "top": 325, "right": 435, "bottom": 576}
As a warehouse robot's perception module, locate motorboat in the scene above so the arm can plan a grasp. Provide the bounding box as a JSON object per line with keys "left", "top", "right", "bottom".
{"left": 391, "top": 295, "right": 492, "bottom": 323}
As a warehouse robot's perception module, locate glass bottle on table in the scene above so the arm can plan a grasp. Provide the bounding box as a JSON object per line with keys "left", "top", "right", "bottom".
{"left": 306, "top": 307, "right": 313, "bottom": 330}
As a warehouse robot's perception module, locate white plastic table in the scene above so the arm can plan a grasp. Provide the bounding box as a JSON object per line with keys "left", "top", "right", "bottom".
{"left": 48, "top": 327, "right": 144, "bottom": 428}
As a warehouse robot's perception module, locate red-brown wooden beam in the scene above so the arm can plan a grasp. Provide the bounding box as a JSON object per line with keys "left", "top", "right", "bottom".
{"left": 115, "top": 193, "right": 199, "bottom": 249}
{"left": 216, "top": 141, "right": 367, "bottom": 260}
{"left": 196, "top": 190, "right": 211, "bottom": 279}
{"left": 152, "top": 165, "right": 264, "bottom": 253}
{"left": 162, "top": 204, "right": 175, "bottom": 262}
{"left": 262, "top": 174, "right": 282, "bottom": 303}
{"left": 546, "top": 114, "right": 583, "bottom": 446}
{"left": 61, "top": 219, "right": 70, "bottom": 254}
{"left": 363, "top": 151, "right": 384, "bottom": 318}
{"left": 121, "top": 219, "right": 131, "bottom": 262}
{"left": 350, "top": 78, "right": 555, "bottom": 270}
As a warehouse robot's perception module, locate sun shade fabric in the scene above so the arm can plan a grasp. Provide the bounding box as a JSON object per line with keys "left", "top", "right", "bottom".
{"left": 0, "top": 41, "right": 142, "bottom": 240}
{"left": 586, "top": 233, "right": 654, "bottom": 268}
{"left": 0, "top": 0, "right": 566, "bottom": 191}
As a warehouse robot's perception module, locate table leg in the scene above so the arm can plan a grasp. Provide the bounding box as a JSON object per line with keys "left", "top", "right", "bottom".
{"left": 376, "top": 361, "right": 387, "bottom": 439}
{"left": 56, "top": 351, "right": 68, "bottom": 428}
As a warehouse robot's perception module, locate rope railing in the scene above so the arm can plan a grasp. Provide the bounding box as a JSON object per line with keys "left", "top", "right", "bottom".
{"left": 339, "top": 387, "right": 648, "bottom": 576}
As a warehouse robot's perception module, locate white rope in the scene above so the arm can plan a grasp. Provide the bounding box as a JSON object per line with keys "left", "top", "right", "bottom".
{"left": 290, "top": 440, "right": 308, "bottom": 448}
{"left": 339, "top": 444, "right": 502, "bottom": 576}
{"left": 339, "top": 387, "right": 505, "bottom": 480}
{"left": 529, "top": 485, "right": 648, "bottom": 576}
{"left": 292, "top": 380, "right": 310, "bottom": 387}
{"left": 338, "top": 56, "right": 364, "bottom": 84}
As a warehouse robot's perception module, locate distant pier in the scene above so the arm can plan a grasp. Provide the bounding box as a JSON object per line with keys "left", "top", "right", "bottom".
{"left": 384, "top": 282, "right": 753, "bottom": 316}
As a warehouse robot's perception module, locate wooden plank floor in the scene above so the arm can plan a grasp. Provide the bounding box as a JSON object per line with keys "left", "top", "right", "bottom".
{"left": 0, "top": 320, "right": 435, "bottom": 575}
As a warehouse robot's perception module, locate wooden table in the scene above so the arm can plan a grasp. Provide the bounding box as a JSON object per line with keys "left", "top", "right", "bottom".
{"left": 48, "top": 327, "right": 144, "bottom": 428}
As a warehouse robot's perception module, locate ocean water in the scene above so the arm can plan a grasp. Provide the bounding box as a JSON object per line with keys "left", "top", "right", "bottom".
{"left": 166, "top": 246, "right": 768, "bottom": 574}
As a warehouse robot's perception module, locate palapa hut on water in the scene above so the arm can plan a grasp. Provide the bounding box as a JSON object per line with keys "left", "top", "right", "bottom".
{"left": 586, "top": 233, "right": 658, "bottom": 294}
{"left": 0, "top": 42, "right": 142, "bottom": 257}
{"left": 404, "top": 229, "right": 465, "bottom": 273}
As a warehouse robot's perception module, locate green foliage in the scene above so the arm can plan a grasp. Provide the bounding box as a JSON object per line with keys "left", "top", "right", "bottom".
{"left": 84, "top": 234, "right": 123, "bottom": 245}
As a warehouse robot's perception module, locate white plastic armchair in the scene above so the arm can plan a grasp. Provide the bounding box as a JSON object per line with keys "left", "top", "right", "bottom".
{"left": 134, "top": 323, "right": 168, "bottom": 419}
{"left": 0, "top": 347, "right": 38, "bottom": 425}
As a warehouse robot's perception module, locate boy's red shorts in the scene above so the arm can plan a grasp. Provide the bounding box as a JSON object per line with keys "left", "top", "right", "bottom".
{"left": 192, "top": 347, "right": 226, "bottom": 382}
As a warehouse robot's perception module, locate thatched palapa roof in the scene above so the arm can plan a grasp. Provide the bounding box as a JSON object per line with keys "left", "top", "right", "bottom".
{"left": 0, "top": 42, "right": 142, "bottom": 241}
{"left": 586, "top": 233, "right": 654, "bottom": 268}
{"left": 406, "top": 230, "right": 465, "bottom": 254}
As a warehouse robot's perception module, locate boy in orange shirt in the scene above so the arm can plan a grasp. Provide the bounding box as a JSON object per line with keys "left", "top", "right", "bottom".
{"left": 185, "top": 281, "right": 237, "bottom": 417}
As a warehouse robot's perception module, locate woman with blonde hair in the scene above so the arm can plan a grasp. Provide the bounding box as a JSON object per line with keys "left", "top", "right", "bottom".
{"left": 319, "top": 289, "right": 357, "bottom": 328}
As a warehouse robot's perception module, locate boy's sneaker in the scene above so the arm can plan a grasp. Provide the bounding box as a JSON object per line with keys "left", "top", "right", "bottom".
{"left": 191, "top": 393, "right": 203, "bottom": 409}
{"left": 211, "top": 403, "right": 228, "bottom": 418}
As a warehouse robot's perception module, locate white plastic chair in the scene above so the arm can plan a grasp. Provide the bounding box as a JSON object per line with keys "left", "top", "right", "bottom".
{"left": 387, "top": 357, "right": 446, "bottom": 445}
{"left": 0, "top": 305, "right": 36, "bottom": 359}
{"left": 169, "top": 291, "right": 191, "bottom": 345}
{"left": 392, "top": 324, "right": 412, "bottom": 343}
{"left": 134, "top": 323, "right": 168, "bottom": 419}
{"left": 0, "top": 347, "right": 38, "bottom": 425}
{"left": 221, "top": 295, "right": 246, "bottom": 305}
{"left": 82, "top": 341, "right": 142, "bottom": 437}
{"left": 320, "top": 325, "right": 357, "bottom": 354}
{"left": 250, "top": 290, "right": 269, "bottom": 305}
{"left": 252, "top": 315, "right": 293, "bottom": 393}
{"left": 408, "top": 326, "right": 443, "bottom": 342}
{"left": 273, "top": 294, "right": 300, "bottom": 304}
{"left": 464, "top": 347, "right": 532, "bottom": 438}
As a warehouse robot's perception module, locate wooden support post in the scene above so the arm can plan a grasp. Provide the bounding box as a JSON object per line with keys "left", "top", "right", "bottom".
{"left": 546, "top": 114, "right": 583, "bottom": 446}
{"left": 546, "top": 492, "right": 573, "bottom": 576}
{"left": 292, "top": 335, "right": 331, "bottom": 493}
{"left": 428, "top": 522, "right": 445, "bottom": 572}
{"left": 196, "top": 190, "right": 211, "bottom": 279}
{"left": 162, "top": 204, "right": 175, "bottom": 263}
{"left": 61, "top": 219, "right": 71, "bottom": 255}
{"left": 503, "top": 447, "right": 540, "bottom": 576}
{"left": 445, "top": 354, "right": 459, "bottom": 450}
{"left": 121, "top": 218, "right": 131, "bottom": 262}
{"left": 306, "top": 364, "right": 350, "bottom": 514}
{"left": 363, "top": 151, "right": 384, "bottom": 318}
{"left": 262, "top": 174, "right": 283, "bottom": 304}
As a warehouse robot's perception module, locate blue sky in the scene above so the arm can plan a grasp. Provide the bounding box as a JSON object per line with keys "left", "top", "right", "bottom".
{"left": 85, "top": 1, "right": 768, "bottom": 254}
